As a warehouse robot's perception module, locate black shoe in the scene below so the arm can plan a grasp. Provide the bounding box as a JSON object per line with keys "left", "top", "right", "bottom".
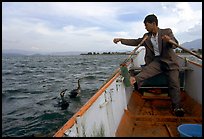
{"left": 174, "top": 108, "right": 185, "bottom": 117}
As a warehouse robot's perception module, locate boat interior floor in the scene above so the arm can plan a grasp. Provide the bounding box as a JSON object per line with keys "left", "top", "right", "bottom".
{"left": 116, "top": 89, "right": 202, "bottom": 137}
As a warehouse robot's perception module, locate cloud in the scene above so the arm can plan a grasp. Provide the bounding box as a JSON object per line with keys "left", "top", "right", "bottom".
{"left": 2, "top": 2, "right": 202, "bottom": 53}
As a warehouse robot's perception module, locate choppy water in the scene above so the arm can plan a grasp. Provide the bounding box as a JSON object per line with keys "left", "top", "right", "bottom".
{"left": 2, "top": 54, "right": 127, "bottom": 137}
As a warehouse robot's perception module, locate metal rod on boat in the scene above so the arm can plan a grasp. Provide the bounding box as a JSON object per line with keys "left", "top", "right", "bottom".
{"left": 168, "top": 39, "right": 202, "bottom": 60}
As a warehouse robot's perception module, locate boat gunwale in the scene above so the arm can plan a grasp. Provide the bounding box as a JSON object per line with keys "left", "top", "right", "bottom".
{"left": 177, "top": 54, "right": 202, "bottom": 67}
{"left": 54, "top": 48, "right": 202, "bottom": 137}
{"left": 53, "top": 48, "right": 145, "bottom": 137}
{"left": 53, "top": 71, "right": 120, "bottom": 137}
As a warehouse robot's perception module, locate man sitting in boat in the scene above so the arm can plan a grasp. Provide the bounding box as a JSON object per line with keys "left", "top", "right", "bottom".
{"left": 113, "top": 14, "right": 184, "bottom": 117}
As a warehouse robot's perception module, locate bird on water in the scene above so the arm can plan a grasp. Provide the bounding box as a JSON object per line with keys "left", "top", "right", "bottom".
{"left": 69, "top": 79, "right": 81, "bottom": 98}
{"left": 59, "top": 89, "right": 69, "bottom": 110}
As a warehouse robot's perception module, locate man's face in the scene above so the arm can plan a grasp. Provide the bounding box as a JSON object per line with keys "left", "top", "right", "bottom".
{"left": 144, "top": 22, "right": 154, "bottom": 33}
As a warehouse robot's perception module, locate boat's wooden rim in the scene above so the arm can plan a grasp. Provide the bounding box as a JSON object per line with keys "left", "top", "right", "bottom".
{"left": 54, "top": 48, "right": 145, "bottom": 137}
{"left": 54, "top": 49, "right": 202, "bottom": 137}
{"left": 177, "top": 54, "right": 202, "bottom": 67}
{"left": 54, "top": 71, "right": 121, "bottom": 137}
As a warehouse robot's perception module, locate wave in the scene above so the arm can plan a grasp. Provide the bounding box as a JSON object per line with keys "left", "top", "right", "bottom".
{"left": 5, "top": 88, "right": 28, "bottom": 94}
{"left": 8, "top": 95, "right": 30, "bottom": 100}
{"left": 83, "top": 75, "right": 96, "bottom": 80}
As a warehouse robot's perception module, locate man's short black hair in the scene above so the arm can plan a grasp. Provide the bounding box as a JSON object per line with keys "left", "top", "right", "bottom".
{"left": 144, "top": 14, "right": 158, "bottom": 26}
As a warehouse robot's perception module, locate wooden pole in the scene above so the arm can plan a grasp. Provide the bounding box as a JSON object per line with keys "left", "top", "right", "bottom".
{"left": 121, "top": 35, "right": 148, "bottom": 65}
{"left": 168, "top": 40, "right": 202, "bottom": 60}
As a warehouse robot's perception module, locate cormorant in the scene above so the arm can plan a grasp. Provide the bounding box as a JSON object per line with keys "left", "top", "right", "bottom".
{"left": 59, "top": 89, "right": 69, "bottom": 110}
{"left": 69, "top": 79, "right": 81, "bottom": 98}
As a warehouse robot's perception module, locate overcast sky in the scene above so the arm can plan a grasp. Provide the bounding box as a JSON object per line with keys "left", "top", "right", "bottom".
{"left": 2, "top": 2, "right": 202, "bottom": 53}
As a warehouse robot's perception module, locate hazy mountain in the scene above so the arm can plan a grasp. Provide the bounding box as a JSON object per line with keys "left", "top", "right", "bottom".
{"left": 2, "top": 49, "right": 41, "bottom": 56}
{"left": 49, "top": 51, "right": 84, "bottom": 55}
{"left": 2, "top": 49, "right": 83, "bottom": 56}
{"left": 180, "top": 38, "right": 202, "bottom": 50}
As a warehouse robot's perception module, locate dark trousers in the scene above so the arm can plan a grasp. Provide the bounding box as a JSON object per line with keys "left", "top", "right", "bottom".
{"left": 136, "top": 57, "right": 181, "bottom": 108}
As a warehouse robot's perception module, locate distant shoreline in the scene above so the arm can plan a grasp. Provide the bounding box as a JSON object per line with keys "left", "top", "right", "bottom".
{"left": 80, "top": 52, "right": 130, "bottom": 55}
{"left": 2, "top": 51, "right": 201, "bottom": 56}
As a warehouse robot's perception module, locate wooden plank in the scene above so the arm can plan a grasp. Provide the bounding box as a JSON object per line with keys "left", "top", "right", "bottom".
{"left": 116, "top": 90, "right": 202, "bottom": 137}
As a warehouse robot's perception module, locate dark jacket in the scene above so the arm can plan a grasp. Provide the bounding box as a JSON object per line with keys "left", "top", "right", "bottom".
{"left": 120, "top": 28, "right": 179, "bottom": 70}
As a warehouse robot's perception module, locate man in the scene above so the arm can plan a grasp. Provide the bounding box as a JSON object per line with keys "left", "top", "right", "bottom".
{"left": 113, "top": 14, "right": 184, "bottom": 117}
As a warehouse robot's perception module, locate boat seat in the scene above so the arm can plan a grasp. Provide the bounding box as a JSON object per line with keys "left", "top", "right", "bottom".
{"left": 129, "top": 66, "right": 192, "bottom": 89}
{"left": 141, "top": 88, "right": 171, "bottom": 100}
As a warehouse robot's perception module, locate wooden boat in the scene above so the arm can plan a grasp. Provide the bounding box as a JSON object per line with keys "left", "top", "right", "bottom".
{"left": 53, "top": 46, "right": 202, "bottom": 137}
